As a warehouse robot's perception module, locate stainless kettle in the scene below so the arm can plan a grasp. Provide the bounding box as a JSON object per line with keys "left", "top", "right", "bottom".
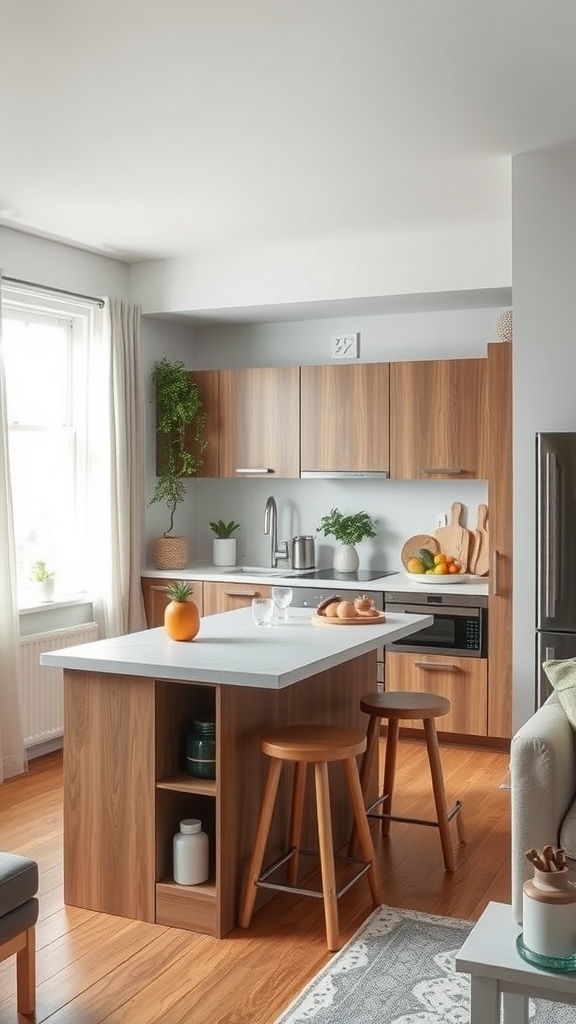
{"left": 291, "top": 535, "right": 315, "bottom": 570}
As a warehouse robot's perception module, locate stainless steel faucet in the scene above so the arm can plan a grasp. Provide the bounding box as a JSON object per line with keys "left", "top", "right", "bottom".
{"left": 264, "top": 495, "right": 289, "bottom": 568}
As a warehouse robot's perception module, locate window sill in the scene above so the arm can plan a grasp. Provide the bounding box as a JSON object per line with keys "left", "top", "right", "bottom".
{"left": 18, "top": 593, "right": 93, "bottom": 614}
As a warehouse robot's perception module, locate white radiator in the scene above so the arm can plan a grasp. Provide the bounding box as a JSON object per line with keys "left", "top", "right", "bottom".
{"left": 20, "top": 622, "right": 99, "bottom": 748}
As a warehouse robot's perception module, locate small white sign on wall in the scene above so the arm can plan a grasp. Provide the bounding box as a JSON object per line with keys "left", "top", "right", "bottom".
{"left": 331, "top": 333, "right": 359, "bottom": 359}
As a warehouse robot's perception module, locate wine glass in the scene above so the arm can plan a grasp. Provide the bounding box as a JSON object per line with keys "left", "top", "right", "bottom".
{"left": 251, "top": 597, "right": 275, "bottom": 626}
{"left": 272, "top": 586, "right": 293, "bottom": 623}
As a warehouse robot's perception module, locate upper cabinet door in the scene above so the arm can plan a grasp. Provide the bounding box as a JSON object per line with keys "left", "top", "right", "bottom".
{"left": 300, "top": 363, "right": 390, "bottom": 474}
{"left": 219, "top": 367, "right": 300, "bottom": 478}
{"left": 390, "top": 358, "right": 487, "bottom": 480}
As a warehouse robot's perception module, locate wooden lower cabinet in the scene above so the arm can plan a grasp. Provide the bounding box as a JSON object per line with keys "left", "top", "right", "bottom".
{"left": 203, "top": 580, "right": 272, "bottom": 615}
{"left": 142, "top": 577, "right": 204, "bottom": 627}
{"left": 385, "top": 651, "right": 488, "bottom": 736}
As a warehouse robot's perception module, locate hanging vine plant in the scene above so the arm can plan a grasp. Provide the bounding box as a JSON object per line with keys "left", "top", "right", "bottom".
{"left": 149, "top": 358, "right": 207, "bottom": 537}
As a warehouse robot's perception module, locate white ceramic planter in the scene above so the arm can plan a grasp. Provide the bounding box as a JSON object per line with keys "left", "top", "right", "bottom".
{"left": 34, "top": 579, "right": 55, "bottom": 602}
{"left": 333, "top": 544, "right": 359, "bottom": 573}
{"left": 213, "top": 538, "right": 237, "bottom": 567}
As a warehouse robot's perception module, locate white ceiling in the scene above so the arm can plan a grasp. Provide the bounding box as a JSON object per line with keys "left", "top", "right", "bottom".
{"left": 1, "top": 0, "right": 575, "bottom": 264}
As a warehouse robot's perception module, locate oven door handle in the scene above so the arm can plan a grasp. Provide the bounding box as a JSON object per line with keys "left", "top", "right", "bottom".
{"left": 389, "top": 605, "right": 479, "bottom": 618}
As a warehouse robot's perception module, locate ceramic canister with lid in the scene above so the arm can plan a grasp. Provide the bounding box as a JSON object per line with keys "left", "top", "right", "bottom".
{"left": 523, "top": 867, "right": 576, "bottom": 958}
{"left": 173, "top": 818, "right": 209, "bottom": 885}
{"left": 186, "top": 719, "right": 216, "bottom": 779}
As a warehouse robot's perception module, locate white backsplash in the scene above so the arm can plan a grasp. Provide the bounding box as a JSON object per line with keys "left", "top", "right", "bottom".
{"left": 185, "top": 477, "right": 488, "bottom": 571}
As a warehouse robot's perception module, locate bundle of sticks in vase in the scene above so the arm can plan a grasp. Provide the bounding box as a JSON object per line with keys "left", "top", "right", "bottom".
{"left": 525, "top": 845, "right": 567, "bottom": 872}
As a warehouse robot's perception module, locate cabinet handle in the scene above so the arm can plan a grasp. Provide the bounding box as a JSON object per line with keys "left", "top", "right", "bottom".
{"left": 223, "top": 589, "right": 260, "bottom": 598}
{"left": 235, "top": 467, "right": 272, "bottom": 474}
{"left": 414, "top": 661, "right": 458, "bottom": 671}
{"left": 491, "top": 550, "right": 499, "bottom": 597}
{"left": 421, "top": 467, "right": 463, "bottom": 475}
{"left": 151, "top": 585, "right": 169, "bottom": 593}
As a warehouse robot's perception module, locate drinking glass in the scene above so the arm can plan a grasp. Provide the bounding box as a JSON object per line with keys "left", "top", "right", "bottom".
{"left": 251, "top": 597, "right": 275, "bottom": 626}
{"left": 272, "top": 586, "right": 293, "bottom": 623}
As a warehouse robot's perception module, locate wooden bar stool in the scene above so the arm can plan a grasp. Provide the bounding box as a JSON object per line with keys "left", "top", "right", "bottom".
{"left": 239, "top": 724, "right": 382, "bottom": 951}
{"left": 352, "top": 692, "right": 465, "bottom": 872}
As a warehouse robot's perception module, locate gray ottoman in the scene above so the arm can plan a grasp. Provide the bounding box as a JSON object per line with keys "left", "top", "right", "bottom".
{"left": 0, "top": 852, "right": 39, "bottom": 1016}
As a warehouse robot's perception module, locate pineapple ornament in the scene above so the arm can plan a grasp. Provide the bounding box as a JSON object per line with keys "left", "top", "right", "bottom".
{"left": 164, "top": 581, "right": 200, "bottom": 641}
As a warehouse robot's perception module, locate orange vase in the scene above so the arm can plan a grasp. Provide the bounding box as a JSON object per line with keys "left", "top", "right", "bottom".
{"left": 164, "top": 598, "right": 200, "bottom": 641}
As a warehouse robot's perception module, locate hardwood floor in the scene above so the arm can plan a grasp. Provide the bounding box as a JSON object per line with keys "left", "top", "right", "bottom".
{"left": 0, "top": 740, "right": 510, "bottom": 1024}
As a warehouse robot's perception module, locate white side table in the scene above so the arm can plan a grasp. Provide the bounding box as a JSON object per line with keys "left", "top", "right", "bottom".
{"left": 456, "top": 901, "right": 576, "bottom": 1023}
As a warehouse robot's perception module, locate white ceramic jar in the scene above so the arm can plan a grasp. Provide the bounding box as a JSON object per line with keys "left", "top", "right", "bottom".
{"left": 523, "top": 868, "right": 576, "bottom": 958}
{"left": 173, "top": 818, "right": 209, "bottom": 885}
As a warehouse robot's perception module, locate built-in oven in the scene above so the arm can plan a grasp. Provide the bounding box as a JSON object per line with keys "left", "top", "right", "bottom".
{"left": 384, "top": 590, "right": 488, "bottom": 658}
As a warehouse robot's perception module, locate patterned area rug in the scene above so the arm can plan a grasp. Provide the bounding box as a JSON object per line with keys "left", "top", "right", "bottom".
{"left": 272, "top": 905, "right": 576, "bottom": 1023}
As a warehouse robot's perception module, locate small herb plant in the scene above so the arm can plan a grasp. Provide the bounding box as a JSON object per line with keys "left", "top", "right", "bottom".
{"left": 31, "top": 560, "right": 55, "bottom": 583}
{"left": 209, "top": 520, "right": 241, "bottom": 539}
{"left": 316, "top": 508, "right": 377, "bottom": 546}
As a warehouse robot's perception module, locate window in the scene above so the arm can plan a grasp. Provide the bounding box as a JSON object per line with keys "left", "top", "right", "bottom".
{"left": 2, "top": 286, "right": 94, "bottom": 604}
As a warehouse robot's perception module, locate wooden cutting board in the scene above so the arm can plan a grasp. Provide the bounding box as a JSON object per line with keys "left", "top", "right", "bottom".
{"left": 434, "top": 502, "right": 472, "bottom": 571}
{"left": 470, "top": 503, "right": 489, "bottom": 576}
{"left": 400, "top": 534, "right": 440, "bottom": 569}
{"left": 312, "top": 612, "right": 386, "bottom": 626}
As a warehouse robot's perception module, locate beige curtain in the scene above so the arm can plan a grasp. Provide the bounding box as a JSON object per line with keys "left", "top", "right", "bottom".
{"left": 88, "top": 298, "right": 147, "bottom": 637}
{"left": 0, "top": 273, "right": 27, "bottom": 780}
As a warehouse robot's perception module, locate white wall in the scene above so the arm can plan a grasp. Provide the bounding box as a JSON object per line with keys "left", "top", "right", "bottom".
{"left": 142, "top": 306, "right": 506, "bottom": 569}
{"left": 131, "top": 223, "right": 511, "bottom": 317}
{"left": 512, "top": 148, "right": 576, "bottom": 729}
{"left": 0, "top": 226, "right": 129, "bottom": 298}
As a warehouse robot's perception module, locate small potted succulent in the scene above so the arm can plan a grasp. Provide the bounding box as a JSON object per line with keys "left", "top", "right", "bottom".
{"left": 209, "top": 519, "right": 241, "bottom": 567}
{"left": 31, "top": 559, "right": 55, "bottom": 602}
{"left": 316, "top": 508, "right": 377, "bottom": 572}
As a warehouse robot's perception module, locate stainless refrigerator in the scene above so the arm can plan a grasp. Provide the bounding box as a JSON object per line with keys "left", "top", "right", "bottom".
{"left": 536, "top": 432, "right": 576, "bottom": 707}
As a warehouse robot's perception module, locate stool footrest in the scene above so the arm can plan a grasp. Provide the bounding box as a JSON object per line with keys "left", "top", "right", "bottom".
{"left": 366, "top": 796, "right": 463, "bottom": 830}
{"left": 256, "top": 847, "right": 372, "bottom": 901}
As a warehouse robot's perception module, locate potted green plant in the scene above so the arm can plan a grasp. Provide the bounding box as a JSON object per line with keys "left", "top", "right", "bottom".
{"left": 31, "top": 559, "right": 55, "bottom": 601}
{"left": 149, "top": 358, "right": 207, "bottom": 569}
{"left": 209, "top": 519, "right": 240, "bottom": 567}
{"left": 316, "top": 508, "right": 377, "bottom": 572}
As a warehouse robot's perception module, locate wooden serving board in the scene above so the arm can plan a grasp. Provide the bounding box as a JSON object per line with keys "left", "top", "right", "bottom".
{"left": 434, "top": 501, "right": 472, "bottom": 572}
{"left": 471, "top": 503, "right": 489, "bottom": 577}
{"left": 400, "top": 534, "right": 439, "bottom": 569}
{"left": 312, "top": 612, "right": 386, "bottom": 626}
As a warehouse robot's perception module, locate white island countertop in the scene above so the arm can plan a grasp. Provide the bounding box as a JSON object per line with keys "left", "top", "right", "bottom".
{"left": 40, "top": 607, "right": 433, "bottom": 689}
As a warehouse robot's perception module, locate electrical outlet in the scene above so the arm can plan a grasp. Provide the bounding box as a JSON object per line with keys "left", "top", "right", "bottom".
{"left": 331, "top": 333, "right": 359, "bottom": 359}
{"left": 436, "top": 512, "right": 447, "bottom": 528}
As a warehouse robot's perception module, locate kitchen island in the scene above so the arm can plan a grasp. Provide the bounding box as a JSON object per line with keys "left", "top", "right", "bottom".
{"left": 41, "top": 607, "right": 431, "bottom": 938}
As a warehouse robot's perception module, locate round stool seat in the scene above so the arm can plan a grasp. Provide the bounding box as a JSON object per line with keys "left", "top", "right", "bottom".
{"left": 262, "top": 724, "right": 367, "bottom": 762}
{"left": 360, "top": 691, "right": 450, "bottom": 721}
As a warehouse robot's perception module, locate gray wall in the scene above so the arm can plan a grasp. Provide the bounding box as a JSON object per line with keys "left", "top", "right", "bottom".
{"left": 512, "top": 147, "right": 576, "bottom": 729}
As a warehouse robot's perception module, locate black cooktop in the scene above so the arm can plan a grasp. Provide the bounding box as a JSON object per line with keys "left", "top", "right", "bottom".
{"left": 297, "top": 569, "right": 398, "bottom": 582}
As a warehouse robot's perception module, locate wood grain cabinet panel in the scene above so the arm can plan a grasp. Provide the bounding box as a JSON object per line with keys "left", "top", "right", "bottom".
{"left": 202, "top": 581, "right": 272, "bottom": 616}
{"left": 141, "top": 577, "right": 204, "bottom": 627}
{"left": 390, "top": 358, "right": 488, "bottom": 480}
{"left": 300, "top": 363, "right": 390, "bottom": 473}
{"left": 385, "top": 651, "right": 488, "bottom": 736}
{"left": 218, "top": 367, "right": 300, "bottom": 478}
{"left": 486, "top": 342, "right": 512, "bottom": 738}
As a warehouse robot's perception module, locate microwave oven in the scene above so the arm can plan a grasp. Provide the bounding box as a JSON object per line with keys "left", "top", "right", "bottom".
{"left": 384, "top": 590, "right": 488, "bottom": 658}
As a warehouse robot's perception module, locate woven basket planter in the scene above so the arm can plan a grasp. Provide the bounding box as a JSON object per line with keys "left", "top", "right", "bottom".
{"left": 153, "top": 535, "right": 189, "bottom": 570}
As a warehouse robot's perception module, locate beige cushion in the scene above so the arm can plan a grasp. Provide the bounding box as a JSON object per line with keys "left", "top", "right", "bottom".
{"left": 543, "top": 658, "right": 576, "bottom": 729}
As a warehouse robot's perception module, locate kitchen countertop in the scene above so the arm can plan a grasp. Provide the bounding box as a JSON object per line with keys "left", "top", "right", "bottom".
{"left": 40, "top": 606, "right": 433, "bottom": 689}
{"left": 141, "top": 562, "right": 489, "bottom": 598}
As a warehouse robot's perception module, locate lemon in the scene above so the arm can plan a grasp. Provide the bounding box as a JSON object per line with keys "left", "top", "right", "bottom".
{"left": 406, "top": 557, "right": 425, "bottom": 574}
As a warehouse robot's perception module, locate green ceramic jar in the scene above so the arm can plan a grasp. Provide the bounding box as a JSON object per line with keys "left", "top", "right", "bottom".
{"left": 186, "top": 719, "right": 216, "bottom": 779}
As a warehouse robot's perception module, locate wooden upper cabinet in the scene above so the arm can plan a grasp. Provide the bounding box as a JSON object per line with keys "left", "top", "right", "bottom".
{"left": 154, "top": 370, "right": 220, "bottom": 479}
{"left": 390, "top": 358, "right": 488, "bottom": 480}
{"left": 218, "top": 367, "right": 300, "bottom": 479}
{"left": 300, "top": 363, "right": 390, "bottom": 474}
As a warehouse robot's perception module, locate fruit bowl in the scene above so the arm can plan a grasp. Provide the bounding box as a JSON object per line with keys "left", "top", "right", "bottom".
{"left": 404, "top": 572, "right": 474, "bottom": 585}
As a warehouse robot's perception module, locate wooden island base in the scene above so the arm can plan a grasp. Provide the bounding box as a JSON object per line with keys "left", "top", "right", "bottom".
{"left": 63, "top": 651, "right": 377, "bottom": 938}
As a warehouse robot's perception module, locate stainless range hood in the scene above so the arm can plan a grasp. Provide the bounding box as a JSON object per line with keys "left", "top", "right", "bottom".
{"left": 299, "top": 470, "right": 389, "bottom": 479}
